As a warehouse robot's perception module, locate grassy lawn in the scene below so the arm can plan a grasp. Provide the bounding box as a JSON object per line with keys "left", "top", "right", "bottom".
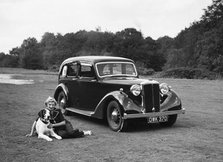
{"left": 0, "top": 68, "right": 223, "bottom": 162}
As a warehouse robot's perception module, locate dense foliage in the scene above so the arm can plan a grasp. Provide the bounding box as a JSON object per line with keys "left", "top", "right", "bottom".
{"left": 1, "top": 29, "right": 166, "bottom": 72}
{"left": 159, "top": 0, "right": 223, "bottom": 77}
{"left": 0, "top": 0, "right": 222, "bottom": 78}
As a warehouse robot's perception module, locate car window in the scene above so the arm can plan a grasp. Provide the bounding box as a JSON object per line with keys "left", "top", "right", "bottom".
{"left": 99, "top": 64, "right": 111, "bottom": 75}
{"left": 80, "top": 63, "right": 95, "bottom": 78}
{"left": 126, "top": 64, "right": 135, "bottom": 74}
{"left": 96, "top": 62, "right": 137, "bottom": 77}
{"left": 113, "top": 64, "right": 122, "bottom": 74}
{"left": 67, "top": 63, "right": 78, "bottom": 77}
{"left": 61, "top": 65, "right": 68, "bottom": 77}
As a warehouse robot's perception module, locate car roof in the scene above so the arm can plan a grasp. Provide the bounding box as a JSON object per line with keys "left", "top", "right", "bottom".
{"left": 61, "top": 56, "right": 134, "bottom": 65}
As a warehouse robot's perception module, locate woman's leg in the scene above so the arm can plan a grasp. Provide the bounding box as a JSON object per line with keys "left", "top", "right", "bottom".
{"left": 71, "top": 129, "right": 85, "bottom": 138}
{"left": 65, "top": 120, "right": 84, "bottom": 138}
{"left": 56, "top": 130, "right": 71, "bottom": 138}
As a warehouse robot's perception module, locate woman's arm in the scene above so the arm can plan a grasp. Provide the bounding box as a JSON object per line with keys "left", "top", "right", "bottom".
{"left": 48, "top": 120, "right": 66, "bottom": 129}
{"left": 48, "top": 109, "right": 66, "bottom": 128}
{"left": 52, "top": 120, "right": 66, "bottom": 127}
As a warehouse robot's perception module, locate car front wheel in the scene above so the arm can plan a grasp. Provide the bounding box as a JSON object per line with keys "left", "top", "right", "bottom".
{"left": 107, "top": 100, "right": 127, "bottom": 132}
{"left": 57, "top": 91, "right": 69, "bottom": 115}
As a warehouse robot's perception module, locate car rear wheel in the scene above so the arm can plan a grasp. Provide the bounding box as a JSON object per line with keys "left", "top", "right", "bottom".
{"left": 159, "top": 114, "right": 177, "bottom": 127}
{"left": 57, "top": 91, "right": 69, "bottom": 115}
{"left": 107, "top": 100, "right": 127, "bottom": 132}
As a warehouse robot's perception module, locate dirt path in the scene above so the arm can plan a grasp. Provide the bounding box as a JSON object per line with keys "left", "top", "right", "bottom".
{"left": 0, "top": 69, "right": 223, "bottom": 161}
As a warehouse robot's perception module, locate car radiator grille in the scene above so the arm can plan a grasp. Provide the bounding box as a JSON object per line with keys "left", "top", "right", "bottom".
{"left": 143, "top": 84, "right": 160, "bottom": 112}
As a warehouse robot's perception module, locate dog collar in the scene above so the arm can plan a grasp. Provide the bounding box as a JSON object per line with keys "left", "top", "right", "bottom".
{"left": 40, "top": 118, "right": 49, "bottom": 124}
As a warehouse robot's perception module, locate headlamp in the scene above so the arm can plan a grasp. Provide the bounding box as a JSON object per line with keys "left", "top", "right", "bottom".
{"left": 160, "top": 83, "right": 170, "bottom": 95}
{"left": 130, "top": 84, "right": 141, "bottom": 96}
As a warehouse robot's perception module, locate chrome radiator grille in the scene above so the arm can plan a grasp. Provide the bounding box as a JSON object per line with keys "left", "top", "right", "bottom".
{"left": 143, "top": 84, "right": 160, "bottom": 112}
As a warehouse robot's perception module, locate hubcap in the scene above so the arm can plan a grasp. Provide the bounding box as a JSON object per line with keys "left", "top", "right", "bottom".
{"left": 59, "top": 98, "right": 66, "bottom": 113}
{"left": 60, "top": 98, "right": 65, "bottom": 107}
{"left": 111, "top": 109, "right": 120, "bottom": 123}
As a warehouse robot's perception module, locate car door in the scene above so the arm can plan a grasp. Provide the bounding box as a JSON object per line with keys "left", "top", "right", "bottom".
{"left": 77, "top": 63, "right": 100, "bottom": 111}
{"left": 62, "top": 62, "right": 81, "bottom": 108}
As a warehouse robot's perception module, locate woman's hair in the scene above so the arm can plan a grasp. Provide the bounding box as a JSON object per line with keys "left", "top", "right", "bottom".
{"left": 44, "top": 96, "right": 57, "bottom": 106}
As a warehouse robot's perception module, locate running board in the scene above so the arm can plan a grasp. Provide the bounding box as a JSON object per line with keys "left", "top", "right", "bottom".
{"left": 66, "top": 107, "right": 94, "bottom": 117}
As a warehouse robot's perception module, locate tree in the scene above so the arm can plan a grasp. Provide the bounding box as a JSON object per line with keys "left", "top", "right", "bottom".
{"left": 0, "top": 52, "right": 19, "bottom": 67}
{"left": 112, "top": 28, "right": 144, "bottom": 60}
{"left": 161, "top": 0, "right": 223, "bottom": 75}
{"left": 201, "top": 0, "right": 223, "bottom": 29}
{"left": 40, "top": 32, "right": 62, "bottom": 68}
{"left": 157, "top": 36, "right": 174, "bottom": 56}
{"left": 19, "top": 37, "right": 43, "bottom": 69}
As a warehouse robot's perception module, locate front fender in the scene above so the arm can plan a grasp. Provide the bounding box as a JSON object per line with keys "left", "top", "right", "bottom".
{"left": 160, "top": 90, "right": 182, "bottom": 111}
{"left": 92, "top": 90, "right": 141, "bottom": 119}
{"left": 54, "top": 83, "right": 69, "bottom": 101}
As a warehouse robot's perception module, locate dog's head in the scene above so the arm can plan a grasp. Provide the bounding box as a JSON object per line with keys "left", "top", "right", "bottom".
{"left": 38, "top": 109, "right": 51, "bottom": 121}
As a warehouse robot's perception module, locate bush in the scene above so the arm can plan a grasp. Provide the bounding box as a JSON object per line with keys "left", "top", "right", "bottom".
{"left": 48, "top": 65, "right": 60, "bottom": 72}
{"left": 137, "top": 67, "right": 155, "bottom": 75}
{"left": 135, "top": 61, "right": 155, "bottom": 75}
{"left": 160, "top": 67, "right": 222, "bottom": 80}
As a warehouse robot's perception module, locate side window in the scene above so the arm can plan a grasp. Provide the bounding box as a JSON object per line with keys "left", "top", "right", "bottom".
{"left": 67, "top": 63, "right": 78, "bottom": 77}
{"left": 80, "top": 64, "right": 95, "bottom": 77}
{"left": 61, "top": 65, "right": 68, "bottom": 77}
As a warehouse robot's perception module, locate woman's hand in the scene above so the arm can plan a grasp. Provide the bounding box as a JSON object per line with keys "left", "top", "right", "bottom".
{"left": 47, "top": 123, "right": 53, "bottom": 129}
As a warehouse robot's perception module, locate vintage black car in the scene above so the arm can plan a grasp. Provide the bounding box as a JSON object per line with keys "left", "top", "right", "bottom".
{"left": 54, "top": 56, "right": 185, "bottom": 131}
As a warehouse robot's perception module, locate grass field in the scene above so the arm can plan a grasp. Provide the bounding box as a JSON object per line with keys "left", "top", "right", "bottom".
{"left": 0, "top": 68, "right": 223, "bottom": 162}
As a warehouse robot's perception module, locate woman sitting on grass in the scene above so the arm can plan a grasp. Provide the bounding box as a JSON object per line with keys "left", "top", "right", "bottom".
{"left": 26, "top": 96, "right": 92, "bottom": 138}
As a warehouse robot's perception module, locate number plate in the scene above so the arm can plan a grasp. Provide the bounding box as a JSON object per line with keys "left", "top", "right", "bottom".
{"left": 147, "top": 116, "right": 168, "bottom": 123}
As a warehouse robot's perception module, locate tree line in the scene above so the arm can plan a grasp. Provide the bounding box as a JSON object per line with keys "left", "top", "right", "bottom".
{"left": 1, "top": 28, "right": 166, "bottom": 72}
{"left": 1, "top": 0, "right": 222, "bottom": 77}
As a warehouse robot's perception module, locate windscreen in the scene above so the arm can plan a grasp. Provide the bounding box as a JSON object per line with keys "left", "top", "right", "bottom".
{"left": 96, "top": 62, "right": 137, "bottom": 78}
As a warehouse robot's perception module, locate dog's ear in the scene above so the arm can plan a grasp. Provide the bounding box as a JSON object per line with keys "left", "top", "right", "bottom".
{"left": 38, "top": 109, "right": 46, "bottom": 119}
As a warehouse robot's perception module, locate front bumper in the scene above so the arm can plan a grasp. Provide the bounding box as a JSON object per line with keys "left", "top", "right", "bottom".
{"left": 123, "top": 108, "right": 185, "bottom": 119}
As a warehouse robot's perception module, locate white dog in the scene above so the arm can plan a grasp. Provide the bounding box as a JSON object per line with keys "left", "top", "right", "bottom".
{"left": 26, "top": 109, "right": 62, "bottom": 141}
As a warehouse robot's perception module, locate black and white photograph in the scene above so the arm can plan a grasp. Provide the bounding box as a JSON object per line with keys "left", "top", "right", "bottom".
{"left": 0, "top": 0, "right": 223, "bottom": 161}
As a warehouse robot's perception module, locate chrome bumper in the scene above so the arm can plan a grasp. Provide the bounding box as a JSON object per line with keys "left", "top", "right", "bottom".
{"left": 123, "top": 108, "right": 185, "bottom": 119}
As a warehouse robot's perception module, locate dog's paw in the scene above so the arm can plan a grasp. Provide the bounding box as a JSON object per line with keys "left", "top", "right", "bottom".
{"left": 47, "top": 138, "right": 53, "bottom": 142}
{"left": 25, "top": 134, "right": 32, "bottom": 137}
{"left": 57, "top": 136, "right": 62, "bottom": 140}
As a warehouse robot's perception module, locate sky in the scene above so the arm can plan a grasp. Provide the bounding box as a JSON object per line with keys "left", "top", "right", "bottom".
{"left": 0, "top": 0, "right": 213, "bottom": 54}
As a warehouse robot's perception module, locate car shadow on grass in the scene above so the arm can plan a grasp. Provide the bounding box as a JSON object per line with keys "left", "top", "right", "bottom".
{"left": 65, "top": 112, "right": 187, "bottom": 132}
{"left": 65, "top": 112, "right": 108, "bottom": 128}
{"left": 124, "top": 119, "right": 163, "bottom": 132}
